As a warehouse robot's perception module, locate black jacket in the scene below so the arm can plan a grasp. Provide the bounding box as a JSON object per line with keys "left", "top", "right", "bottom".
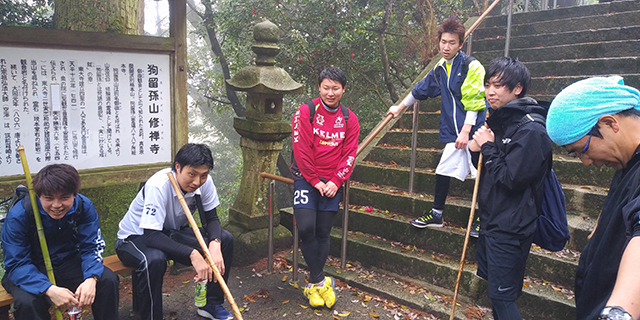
{"left": 478, "top": 97, "right": 553, "bottom": 239}
{"left": 575, "top": 146, "right": 640, "bottom": 320}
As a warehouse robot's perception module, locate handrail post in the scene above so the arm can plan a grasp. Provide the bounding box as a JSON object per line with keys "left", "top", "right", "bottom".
{"left": 466, "top": 32, "right": 473, "bottom": 55}
{"left": 340, "top": 180, "right": 350, "bottom": 269}
{"left": 292, "top": 215, "right": 299, "bottom": 281}
{"left": 268, "top": 180, "right": 275, "bottom": 273}
{"left": 505, "top": 0, "right": 513, "bottom": 57}
{"left": 409, "top": 102, "right": 418, "bottom": 193}
{"left": 525, "top": 0, "right": 529, "bottom": 12}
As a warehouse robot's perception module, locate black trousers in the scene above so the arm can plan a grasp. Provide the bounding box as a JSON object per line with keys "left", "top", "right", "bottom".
{"left": 1, "top": 256, "right": 120, "bottom": 320}
{"left": 476, "top": 233, "right": 534, "bottom": 320}
{"left": 115, "top": 228, "right": 234, "bottom": 320}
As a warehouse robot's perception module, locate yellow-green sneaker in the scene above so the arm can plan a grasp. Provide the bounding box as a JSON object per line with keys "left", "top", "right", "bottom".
{"left": 303, "top": 284, "right": 324, "bottom": 308}
{"left": 318, "top": 276, "right": 337, "bottom": 308}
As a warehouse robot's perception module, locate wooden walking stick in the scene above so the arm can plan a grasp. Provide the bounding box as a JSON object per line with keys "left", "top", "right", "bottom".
{"left": 17, "top": 146, "right": 64, "bottom": 320}
{"left": 449, "top": 153, "right": 483, "bottom": 320}
{"left": 167, "top": 173, "right": 243, "bottom": 320}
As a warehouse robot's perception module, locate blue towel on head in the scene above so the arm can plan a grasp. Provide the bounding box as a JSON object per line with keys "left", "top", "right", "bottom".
{"left": 546, "top": 76, "right": 640, "bottom": 146}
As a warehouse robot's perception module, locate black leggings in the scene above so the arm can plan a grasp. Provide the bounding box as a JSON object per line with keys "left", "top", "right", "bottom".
{"left": 294, "top": 208, "right": 337, "bottom": 284}
{"left": 433, "top": 150, "right": 480, "bottom": 211}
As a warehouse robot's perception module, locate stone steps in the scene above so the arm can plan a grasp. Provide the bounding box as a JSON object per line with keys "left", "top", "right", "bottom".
{"left": 475, "top": 9, "right": 640, "bottom": 39}
{"left": 472, "top": 25, "right": 640, "bottom": 52}
{"left": 473, "top": 40, "right": 640, "bottom": 64}
{"left": 479, "top": 0, "right": 640, "bottom": 29}
{"left": 525, "top": 57, "right": 640, "bottom": 78}
{"left": 364, "top": 146, "right": 615, "bottom": 188}
{"left": 279, "top": 208, "right": 577, "bottom": 320}
{"left": 351, "top": 163, "right": 607, "bottom": 222}
{"left": 345, "top": 183, "right": 596, "bottom": 253}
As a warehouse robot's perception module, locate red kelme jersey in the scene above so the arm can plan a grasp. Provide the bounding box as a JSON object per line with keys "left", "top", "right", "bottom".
{"left": 291, "top": 97, "right": 360, "bottom": 188}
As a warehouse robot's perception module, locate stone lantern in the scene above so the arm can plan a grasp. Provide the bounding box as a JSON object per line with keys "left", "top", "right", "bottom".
{"left": 225, "top": 20, "right": 304, "bottom": 265}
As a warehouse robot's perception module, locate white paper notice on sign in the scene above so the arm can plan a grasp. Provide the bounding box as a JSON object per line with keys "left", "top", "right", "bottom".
{"left": 51, "top": 84, "right": 61, "bottom": 112}
{"left": 0, "top": 47, "right": 172, "bottom": 177}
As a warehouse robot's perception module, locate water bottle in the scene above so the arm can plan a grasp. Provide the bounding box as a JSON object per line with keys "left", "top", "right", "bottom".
{"left": 195, "top": 280, "right": 207, "bottom": 307}
{"left": 67, "top": 305, "right": 82, "bottom": 320}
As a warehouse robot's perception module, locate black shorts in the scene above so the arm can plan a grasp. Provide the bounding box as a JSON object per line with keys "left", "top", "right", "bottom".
{"left": 293, "top": 179, "right": 343, "bottom": 211}
{"left": 476, "top": 233, "right": 534, "bottom": 301}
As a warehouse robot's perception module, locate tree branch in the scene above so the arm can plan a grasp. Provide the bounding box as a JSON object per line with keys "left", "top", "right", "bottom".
{"left": 204, "top": 95, "right": 232, "bottom": 105}
{"left": 201, "top": 0, "right": 246, "bottom": 117}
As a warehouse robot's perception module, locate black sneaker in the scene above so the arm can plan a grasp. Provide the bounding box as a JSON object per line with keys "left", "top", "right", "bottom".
{"left": 470, "top": 217, "right": 480, "bottom": 238}
{"left": 410, "top": 210, "right": 443, "bottom": 228}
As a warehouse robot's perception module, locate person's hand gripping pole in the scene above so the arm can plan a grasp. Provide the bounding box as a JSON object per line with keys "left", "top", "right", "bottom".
{"left": 167, "top": 173, "right": 243, "bottom": 320}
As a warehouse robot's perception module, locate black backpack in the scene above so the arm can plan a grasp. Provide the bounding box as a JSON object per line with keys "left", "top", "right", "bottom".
{"left": 509, "top": 114, "right": 570, "bottom": 252}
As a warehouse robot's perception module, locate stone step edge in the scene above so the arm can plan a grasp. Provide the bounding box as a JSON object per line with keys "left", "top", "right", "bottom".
{"left": 476, "top": 39, "right": 640, "bottom": 55}
{"left": 282, "top": 254, "right": 490, "bottom": 320}
{"left": 473, "top": 25, "right": 640, "bottom": 44}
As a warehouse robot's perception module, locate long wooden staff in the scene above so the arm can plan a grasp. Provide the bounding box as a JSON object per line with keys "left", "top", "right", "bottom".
{"left": 167, "top": 173, "right": 243, "bottom": 320}
{"left": 449, "top": 153, "right": 483, "bottom": 320}
{"left": 17, "top": 146, "right": 64, "bottom": 320}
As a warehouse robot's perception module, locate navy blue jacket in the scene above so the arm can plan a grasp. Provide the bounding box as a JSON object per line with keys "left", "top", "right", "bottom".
{"left": 411, "top": 51, "right": 487, "bottom": 143}
{"left": 1, "top": 194, "right": 105, "bottom": 295}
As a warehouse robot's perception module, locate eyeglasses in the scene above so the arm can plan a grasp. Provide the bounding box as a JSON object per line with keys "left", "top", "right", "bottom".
{"left": 567, "top": 131, "right": 593, "bottom": 158}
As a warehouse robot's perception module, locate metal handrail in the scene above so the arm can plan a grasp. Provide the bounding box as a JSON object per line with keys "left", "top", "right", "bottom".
{"left": 259, "top": 173, "right": 299, "bottom": 280}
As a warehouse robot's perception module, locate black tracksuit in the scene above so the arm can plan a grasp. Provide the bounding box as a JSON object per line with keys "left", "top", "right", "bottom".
{"left": 475, "top": 97, "right": 553, "bottom": 320}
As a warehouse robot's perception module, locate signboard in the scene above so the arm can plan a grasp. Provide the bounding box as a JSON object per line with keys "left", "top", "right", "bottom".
{"left": 0, "top": 47, "right": 172, "bottom": 177}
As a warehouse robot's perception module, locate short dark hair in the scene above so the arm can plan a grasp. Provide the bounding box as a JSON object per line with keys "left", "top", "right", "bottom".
{"left": 172, "top": 143, "right": 214, "bottom": 172}
{"left": 590, "top": 108, "right": 640, "bottom": 138}
{"left": 438, "top": 17, "right": 465, "bottom": 44}
{"left": 318, "top": 67, "right": 346, "bottom": 88}
{"left": 485, "top": 57, "right": 531, "bottom": 98}
{"left": 33, "top": 164, "right": 81, "bottom": 197}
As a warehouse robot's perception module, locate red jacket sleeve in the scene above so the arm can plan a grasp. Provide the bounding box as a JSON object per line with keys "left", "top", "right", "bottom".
{"left": 292, "top": 102, "right": 321, "bottom": 186}
{"left": 330, "top": 109, "right": 360, "bottom": 187}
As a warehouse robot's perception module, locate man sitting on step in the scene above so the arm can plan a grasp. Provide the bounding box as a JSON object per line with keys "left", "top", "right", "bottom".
{"left": 387, "top": 17, "right": 487, "bottom": 236}
{"left": 469, "top": 57, "right": 553, "bottom": 320}
{"left": 1, "top": 164, "right": 120, "bottom": 320}
{"left": 546, "top": 76, "right": 640, "bottom": 320}
{"left": 116, "top": 143, "right": 234, "bottom": 320}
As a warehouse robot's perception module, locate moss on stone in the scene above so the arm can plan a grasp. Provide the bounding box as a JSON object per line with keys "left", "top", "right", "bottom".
{"left": 80, "top": 183, "right": 139, "bottom": 256}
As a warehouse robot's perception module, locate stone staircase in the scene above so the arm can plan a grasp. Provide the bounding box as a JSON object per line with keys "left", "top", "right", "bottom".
{"left": 280, "top": 1, "right": 640, "bottom": 319}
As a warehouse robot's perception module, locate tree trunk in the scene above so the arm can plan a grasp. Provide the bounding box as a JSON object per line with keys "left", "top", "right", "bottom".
{"left": 416, "top": 0, "right": 438, "bottom": 67}
{"left": 54, "top": 0, "right": 143, "bottom": 35}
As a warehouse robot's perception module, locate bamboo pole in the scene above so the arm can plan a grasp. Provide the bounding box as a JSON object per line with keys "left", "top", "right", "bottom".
{"left": 449, "top": 154, "right": 483, "bottom": 320}
{"left": 17, "top": 146, "right": 64, "bottom": 320}
{"left": 167, "top": 173, "right": 243, "bottom": 320}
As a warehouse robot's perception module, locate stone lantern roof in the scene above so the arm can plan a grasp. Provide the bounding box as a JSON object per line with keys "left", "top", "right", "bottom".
{"left": 226, "top": 20, "right": 304, "bottom": 95}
